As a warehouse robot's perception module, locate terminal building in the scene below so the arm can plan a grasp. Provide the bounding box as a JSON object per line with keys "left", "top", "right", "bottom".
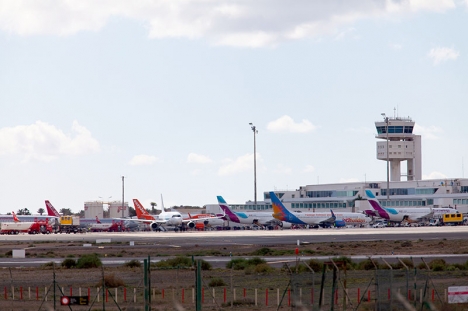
{"left": 206, "top": 115, "right": 468, "bottom": 214}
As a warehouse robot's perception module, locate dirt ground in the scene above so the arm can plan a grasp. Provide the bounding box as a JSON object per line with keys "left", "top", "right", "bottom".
{"left": 1, "top": 236, "right": 468, "bottom": 259}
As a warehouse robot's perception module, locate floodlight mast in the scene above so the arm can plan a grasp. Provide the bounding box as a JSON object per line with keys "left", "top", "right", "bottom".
{"left": 249, "top": 123, "right": 258, "bottom": 206}
{"left": 381, "top": 113, "right": 390, "bottom": 204}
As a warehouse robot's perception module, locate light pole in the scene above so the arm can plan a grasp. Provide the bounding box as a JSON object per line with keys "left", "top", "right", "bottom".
{"left": 249, "top": 123, "right": 258, "bottom": 206}
{"left": 381, "top": 113, "right": 390, "bottom": 205}
{"left": 121, "top": 176, "right": 125, "bottom": 218}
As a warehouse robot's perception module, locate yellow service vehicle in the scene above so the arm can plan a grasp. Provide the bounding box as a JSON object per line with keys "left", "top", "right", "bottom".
{"left": 54, "top": 216, "right": 83, "bottom": 234}
{"left": 442, "top": 213, "right": 464, "bottom": 226}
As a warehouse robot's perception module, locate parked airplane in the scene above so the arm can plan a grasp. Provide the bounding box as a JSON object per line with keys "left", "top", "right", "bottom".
{"left": 217, "top": 196, "right": 287, "bottom": 228}
{"left": 270, "top": 192, "right": 370, "bottom": 227}
{"left": 365, "top": 190, "right": 433, "bottom": 223}
{"left": 133, "top": 199, "right": 222, "bottom": 231}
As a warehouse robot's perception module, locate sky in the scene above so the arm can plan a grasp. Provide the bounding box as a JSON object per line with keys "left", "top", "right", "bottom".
{"left": 1, "top": 0, "right": 467, "bottom": 214}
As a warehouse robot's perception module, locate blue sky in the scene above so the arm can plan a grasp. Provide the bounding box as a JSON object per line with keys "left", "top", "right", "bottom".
{"left": 0, "top": 0, "right": 467, "bottom": 214}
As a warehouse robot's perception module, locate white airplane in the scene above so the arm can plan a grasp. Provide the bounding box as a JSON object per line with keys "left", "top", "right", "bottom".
{"left": 133, "top": 199, "right": 223, "bottom": 231}
{"left": 270, "top": 192, "right": 370, "bottom": 227}
{"left": 217, "top": 196, "right": 288, "bottom": 228}
{"left": 365, "top": 190, "right": 433, "bottom": 223}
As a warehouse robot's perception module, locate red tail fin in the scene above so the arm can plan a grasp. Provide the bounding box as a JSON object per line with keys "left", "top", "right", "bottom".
{"left": 12, "top": 211, "right": 20, "bottom": 222}
{"left": 133, "top": 199, "right": 154, "bottom": 220}
{"left": 95, "top": 216, "right": 101, "bottom": 224}
{"left": 45, "top": 200, "right": 60, "bottom": 217}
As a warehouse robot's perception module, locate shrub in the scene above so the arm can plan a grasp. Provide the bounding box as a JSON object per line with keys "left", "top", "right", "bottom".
{"left": 124, "top": 260, "right": 141, "bottom": 268}
{"left": 154, "top": 256, "right": 192, "bottom": 268}
{"left": 251, "top": 247, "right": 273, "bottom": 256}
{"left": 200, "top": 259, "right": 212, "bottom": 271}
{"left": 41, "top": 261, "right": 55, "bottom": 269}
{"left": 247, "top": 257, "right": 266, "bottom": 266}
{"left": 61, "top": 258, "right": 77, "bottom": 269}
{"left": 357, "top": 259, "right": 375, "bottom": 270}
{"left": 429, "top": 259, "right": 446, "bottom": 270}
{"left": 97, "top": 274, "right": 125, "bottom": 288}
{"left": 306, "top": 259, "right": 324, "bottom": 272}
{"left": 208, "top": 278, "right": 226, "bottom": 287}
{"left": 401, "top": 241, "right": 413, "bottom": 248}
{"left": 76, "top": 254, "right": 102, "bottom": 269}
{"left": 226, "top": 258, "right": 248, "bottom": 270}
{"left": 255, "top": 263, "right": 274, "bottom": 273}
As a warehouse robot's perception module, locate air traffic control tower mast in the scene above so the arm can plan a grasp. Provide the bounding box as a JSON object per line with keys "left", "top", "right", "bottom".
{"left": 375, "top": 115, "right": 421, "bottom": 181}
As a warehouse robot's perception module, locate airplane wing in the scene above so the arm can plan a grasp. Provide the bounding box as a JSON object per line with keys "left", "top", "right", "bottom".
{"left": 318, "top": 216, "right": 336, "bottom": 227}
{"left": 182, "top": 214, "right": 224, "bottom": 223}
{"left": 130, "top": 218, "right": 168, "bottom": 224}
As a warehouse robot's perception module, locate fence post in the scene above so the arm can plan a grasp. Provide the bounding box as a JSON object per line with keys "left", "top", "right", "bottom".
{"left": 44, "top": 287, "right": 47, "bottom": 301}
{"left": 266, "top": 288, "right": 268, "bottom": 306}
{"left": 212, "top": 288, "right": 215, "bottom": 304}
{"left": 115, "top": 288, "right": 118, "bottom": 303}
{"left": 233, "top": 288, "right": 236, "bottom": 301}
{"left": 255, "top": 288, "right": 257, "bottom": 306}
{"left": 133, "top": 288, "right": 136, "bottom": 303}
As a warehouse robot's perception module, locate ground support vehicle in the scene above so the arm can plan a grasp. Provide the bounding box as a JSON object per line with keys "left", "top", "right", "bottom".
{"left": 54, "top": 216, "right": 84, "bottom": 234}
{"left": 0, "top": 222, "right": 30, "bottom": 235}
{"left": 28, "top": 221, "right": 53, "bottom": 234}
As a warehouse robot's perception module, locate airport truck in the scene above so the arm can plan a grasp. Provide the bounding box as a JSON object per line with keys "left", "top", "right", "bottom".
{"left": 54, "top": 216, "right": 83, "bottom": 234}
{"left": 0, "top": 222, "right": 31, "bottom": 234}
{"left": 28, "top": 220, "right": 53, "bottom": 234}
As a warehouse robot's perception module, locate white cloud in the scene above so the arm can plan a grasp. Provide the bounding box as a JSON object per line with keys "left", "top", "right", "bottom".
{"left": 0, "top": 120, "right": 100, "bottom": 161}
{"left": 413, "top": 124, "right": 443, "bottom": 140}
{"left": 303, "top": 165, "right": 315, "bottom": 173}
{"left": 267, "top": 115, "right": 316, "bottom": 133}
{"left": 0, "top": 0, "right": 457, "bottom": 48}
{"left": 218, "top": 153, "right": 261, "bottom": 176}
{"left": 187, "top": 153, "right": 212, "bottom": 164}
{"left": 423, "top": 171, "right": 448, "bottom": 180}
{"left": 334, "top": 27, "right": 357, "bottom": 41}
{"left": 427, "top": 47, "right": 460, "bottom": 65}
{"left": 129, "top": 154, "right": 159, "bottom": 166}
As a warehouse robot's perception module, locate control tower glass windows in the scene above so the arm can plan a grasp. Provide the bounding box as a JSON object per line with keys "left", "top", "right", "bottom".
{"left": 375, "top": 125, "right": 413, "bottom": 134}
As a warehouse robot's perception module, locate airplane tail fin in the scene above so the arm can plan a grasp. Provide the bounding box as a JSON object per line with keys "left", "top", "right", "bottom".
{"left": 269, "top": 192, "right": 290, "bottom": 221}
{"left": 330, "top": 209, "right": 346, "bottom": 227}
{"left": 12, "top": 211, "right": 20, "bottom": 222}
{"left": 365, "top": 190, "right": 389, "bottom": 219}
{"left": 133, "top": 199, "right": 153, "bottom": 220}
{"left": 45, "top": 200, "right": 61, "bottom": 217}
{"left": 216, "top": 196, "right": 238, "bottom": 222}
{"left": 95, "top": 216, "right": 101, "bottom": 224}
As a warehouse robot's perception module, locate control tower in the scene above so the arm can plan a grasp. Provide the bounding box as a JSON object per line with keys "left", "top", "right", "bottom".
{"left": 375, "top": 114, "right": 421, "bottom": 181}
